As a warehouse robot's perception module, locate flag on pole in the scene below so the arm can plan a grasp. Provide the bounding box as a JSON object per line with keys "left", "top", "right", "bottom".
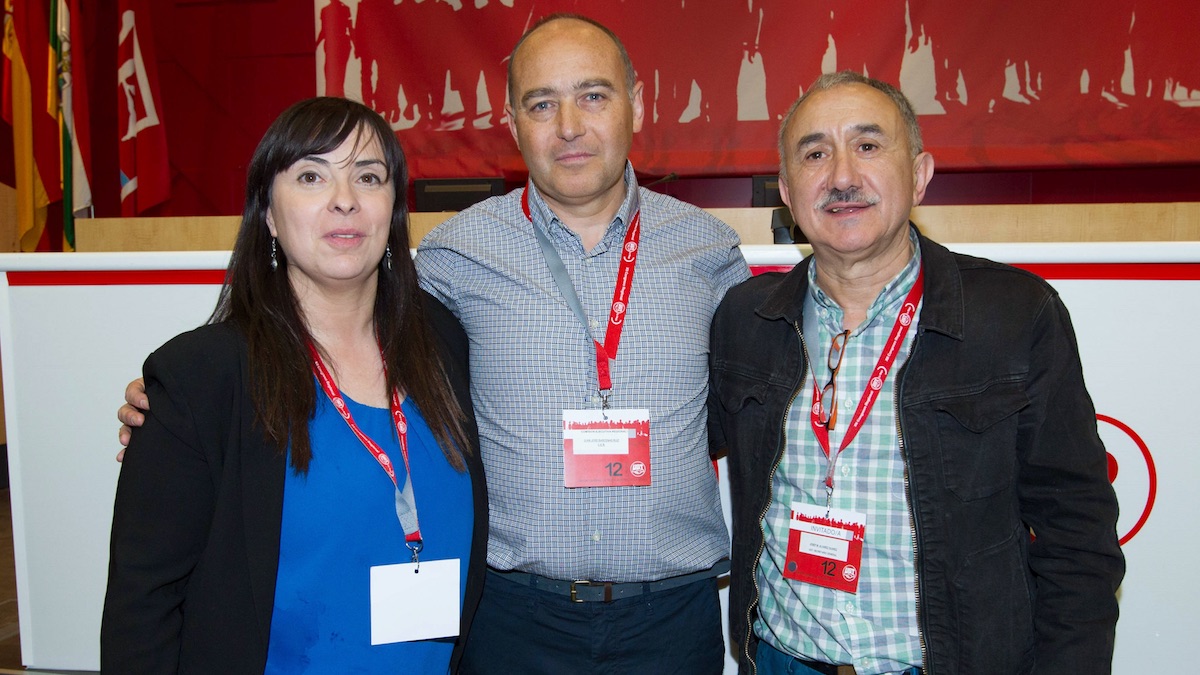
{"left": 2, "top": 1, "right": 10, "bottom": 124}
{"left": 117, "top": 0, "right": 168, "bottom": 216}
{"left": 54, "top": 0, "right": 91, "bottom": 249}
{"left": 2, "top": 0, "right": 64, "bottom": 251}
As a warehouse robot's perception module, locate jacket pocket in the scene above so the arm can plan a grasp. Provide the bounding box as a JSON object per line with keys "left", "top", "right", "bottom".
{"left": 951, "top": 525, "right": 1036, "bottom": 674}
{"left": 933, "top": 381, "right": 1028, "bottom": 501}
{"left": 713, "top": 369, "right": 771, "bottom": 415}
{"left": 712, "top": 368, "right": 778, "bottom": 457}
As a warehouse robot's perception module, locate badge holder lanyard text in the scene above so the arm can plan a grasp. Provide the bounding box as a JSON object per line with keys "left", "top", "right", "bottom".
{"left": 522, "top": 186, "right": 640, "bottom": 409}
{"left": 309, "top": 342, "right": 425, "bottom": 563}
{"left": 809, "top": 267, "right": 924, "bottom": 508}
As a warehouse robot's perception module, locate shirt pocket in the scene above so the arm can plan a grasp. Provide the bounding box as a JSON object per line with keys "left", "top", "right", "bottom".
{"left": 933, "top": 382, "right": 1029, "bottom": 501}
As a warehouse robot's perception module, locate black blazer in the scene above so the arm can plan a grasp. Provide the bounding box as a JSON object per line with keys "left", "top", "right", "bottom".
{"left": 101, "top": 292, "right": 487, "bottom": 674}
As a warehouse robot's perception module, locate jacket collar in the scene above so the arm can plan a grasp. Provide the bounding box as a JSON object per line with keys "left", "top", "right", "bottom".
{"left": 755, "top": 225, "right": 965, "bottom": 342}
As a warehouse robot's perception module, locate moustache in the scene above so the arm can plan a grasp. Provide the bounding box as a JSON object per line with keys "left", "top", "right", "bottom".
{"left": 816, "top": 188, "right": 881, "bottom": 210}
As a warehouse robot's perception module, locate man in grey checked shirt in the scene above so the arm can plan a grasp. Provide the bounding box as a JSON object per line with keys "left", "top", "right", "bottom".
{"left": 415, "top": 14, "right": 749, "bottom": 674}
{"left": 114, "top": 13, "right": 746, "bottom": 673}
{"left": 709, "top": 72, "right": 1124, "bottom": 675}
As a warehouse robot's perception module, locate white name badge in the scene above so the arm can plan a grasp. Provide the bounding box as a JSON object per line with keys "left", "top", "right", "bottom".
{"left": 369, "top": 558, "right": 460, "bottom": 645}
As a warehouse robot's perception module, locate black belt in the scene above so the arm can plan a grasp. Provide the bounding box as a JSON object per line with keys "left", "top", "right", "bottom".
{"left": 796, "top": 659, "right": 923, "bottom": 675}
{"left": 796, "top": 660, "right": 845, "bottom": 675}
{"left": 490, "top": 559, "right": 730, "bottom": 603}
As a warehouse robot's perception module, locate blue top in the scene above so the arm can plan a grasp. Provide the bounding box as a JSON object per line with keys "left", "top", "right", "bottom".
{"left": 265, "top": 389, "right": 473, "bottom": 674}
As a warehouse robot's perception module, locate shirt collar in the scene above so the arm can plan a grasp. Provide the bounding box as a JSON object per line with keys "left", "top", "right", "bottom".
{"left": 523, "top": 161, "right": 641, "bottom": 247}
{"left": 806, "top": 228, "right": 923, "bottom": 336}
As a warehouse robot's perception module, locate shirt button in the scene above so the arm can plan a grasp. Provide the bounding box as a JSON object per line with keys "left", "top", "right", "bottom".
{"left": 845, "top": 601, "right": 855, "bottom": 612}
{"left": 592, "top": 530, "right": 602, "bottom": 542}
{"left": 589, "top": 318, "right": 601, "bottom": 330}
{"left": 841, "top": 465, "right": 850, "bottom": 476}
{"left": 588, "top": 394, "right": 601, "bottom": 405}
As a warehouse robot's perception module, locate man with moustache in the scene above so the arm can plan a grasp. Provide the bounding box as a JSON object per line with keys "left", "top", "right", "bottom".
{"left": 708, "top": 71, "right": 1123, "bottom": 674}
{"left": 416, "top": 14, "right": 748, "bottom": 674}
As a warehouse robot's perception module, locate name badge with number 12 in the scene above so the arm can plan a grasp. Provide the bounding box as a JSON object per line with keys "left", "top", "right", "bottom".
{"left": 783, "top": 502, "right": 866, "bottom": 594}
{"left": 562, "top": 408, "right": 651, "bottom": 487}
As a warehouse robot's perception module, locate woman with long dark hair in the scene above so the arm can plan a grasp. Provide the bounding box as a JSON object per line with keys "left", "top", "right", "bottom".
{"left": 101, "top": 97, "right": 485, "bottom": 673}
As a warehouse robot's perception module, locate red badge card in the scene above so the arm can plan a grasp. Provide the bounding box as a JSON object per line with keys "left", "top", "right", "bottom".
{"left": 782, "top": 502, "right": 866, "bottom": 594}
{"left": 562, "top": 409, "right": 651, "bottom": 488}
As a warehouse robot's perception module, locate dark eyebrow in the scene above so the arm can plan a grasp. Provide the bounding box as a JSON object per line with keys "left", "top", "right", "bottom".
{"left": 519, "top": 78, "right": 617, "bottom": 107}
{"left": 297, "top": 156, "right": 386, "bottom": 170}
{"left": 851, "top": 123, "right": 886, "bottom": 137}
{"left": 520, "top": 87, "right": 557, "bottom": 107}
{"left": 795, "top": 132, "right": 828, "bottom": 149}
{"left": 577, "top": 78, "right": 615, "bottom": 91}
{"left": 796, "top": 124, "right": 888, "bottom": 150}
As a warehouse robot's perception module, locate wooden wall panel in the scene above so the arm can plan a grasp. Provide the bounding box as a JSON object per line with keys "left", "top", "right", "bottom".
{"left": 76, "top": 203, "right": 1200, "bottom": 252}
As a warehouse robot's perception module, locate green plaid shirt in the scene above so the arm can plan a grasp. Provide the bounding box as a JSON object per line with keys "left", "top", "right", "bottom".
{"left": 755, "top": 237, "right": 923, "bottom": 675}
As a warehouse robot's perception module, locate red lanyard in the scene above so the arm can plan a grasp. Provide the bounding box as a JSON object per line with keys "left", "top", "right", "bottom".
{"left": 308, "top": 342, "right": 422, "bottom": 551}
{"left": 809, "top": 267, "right": 924, "bottom": 495}
{"left": 521, "top": 186, "right": 641, "bottom": 397}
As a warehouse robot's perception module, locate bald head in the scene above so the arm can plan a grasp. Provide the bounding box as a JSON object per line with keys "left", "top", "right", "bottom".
{"left": 502, "top": 12, "right": 645, "bottom": 226}
{"left": 507, "top": 13, "right": 636, "bottom": 109}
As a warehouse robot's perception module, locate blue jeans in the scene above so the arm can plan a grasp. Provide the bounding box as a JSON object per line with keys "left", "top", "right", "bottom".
{"left": 755, "top": 640, "right": 922, "bottom": 675}
{"left": 460, "top": 569, "right": 724, "bottom": 675}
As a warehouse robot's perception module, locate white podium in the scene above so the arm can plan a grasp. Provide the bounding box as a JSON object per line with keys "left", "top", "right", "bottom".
{"left": 0, "top": 244, "right": 1195, "bottom": 672}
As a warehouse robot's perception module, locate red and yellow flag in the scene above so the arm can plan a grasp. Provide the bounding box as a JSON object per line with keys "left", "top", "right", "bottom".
{"left": 3, "top": 0, "right": 64, "bottom": 251}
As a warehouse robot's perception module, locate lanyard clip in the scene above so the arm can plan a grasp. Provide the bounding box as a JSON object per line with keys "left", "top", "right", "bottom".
{"left": 407, "top": 539, "right": 423, "bottom": 565}
{"left": 599, "top": 389, "right": 612, "bottom": 410}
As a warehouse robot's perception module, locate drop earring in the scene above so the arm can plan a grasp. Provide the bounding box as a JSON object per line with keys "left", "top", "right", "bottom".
{"left": 384, "top": 244, "right": 392, "bottom": 271}
{"left": 270, "top": 237, "right": 278, "bottom": 271}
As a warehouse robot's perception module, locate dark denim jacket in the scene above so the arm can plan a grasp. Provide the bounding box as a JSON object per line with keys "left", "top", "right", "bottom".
{"left": 709, "top": 232, "right": 1124, "bottom": 675}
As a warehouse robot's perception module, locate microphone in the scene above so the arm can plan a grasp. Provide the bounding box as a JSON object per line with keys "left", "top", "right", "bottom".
{"left": 643, "top": 172, "right": 679, "bottom": 187}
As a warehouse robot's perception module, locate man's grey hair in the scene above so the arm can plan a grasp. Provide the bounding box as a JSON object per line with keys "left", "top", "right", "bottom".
{"left": 778, "top": 70, "right": 924, "bottom": 177}
{"left": 506, "top": 13, "right": 637, "bottom": 108}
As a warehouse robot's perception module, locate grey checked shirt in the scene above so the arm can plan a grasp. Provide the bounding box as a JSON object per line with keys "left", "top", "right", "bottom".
{"left": 416, "top": 163, "right": 750, "bottom": 582}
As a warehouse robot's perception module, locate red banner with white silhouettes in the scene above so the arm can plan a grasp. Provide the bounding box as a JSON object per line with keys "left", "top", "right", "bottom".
{"left": 315, "top": 0, "right": 1200, "bottom": 180}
